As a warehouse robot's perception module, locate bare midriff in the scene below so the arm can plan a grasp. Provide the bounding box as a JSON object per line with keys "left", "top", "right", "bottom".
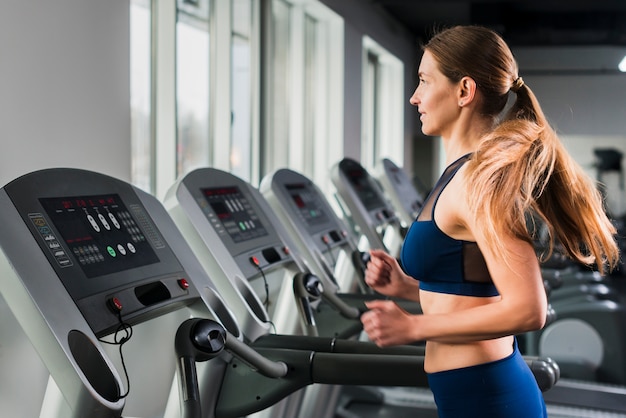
{"left": 420, "top": 289, "right": 514, "bottom": 373}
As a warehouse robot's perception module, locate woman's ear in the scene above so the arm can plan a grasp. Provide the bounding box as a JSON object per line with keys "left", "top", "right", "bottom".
{"left": 458, "top": 76, "right": 477, "bottom": 107}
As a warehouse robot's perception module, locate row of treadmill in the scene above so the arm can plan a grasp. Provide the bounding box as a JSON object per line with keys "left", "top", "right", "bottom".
{"left": 0, "top": 157, "right": 625, "bottom": 418}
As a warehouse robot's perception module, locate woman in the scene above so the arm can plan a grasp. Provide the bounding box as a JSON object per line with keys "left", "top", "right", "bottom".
{"left": 360, "top": 25, "right": 620, "bottom": 417}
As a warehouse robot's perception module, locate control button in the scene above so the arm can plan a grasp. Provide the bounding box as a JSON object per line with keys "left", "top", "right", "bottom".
{"left": 178, "top": 278, "right": 190, "bottom": 290}
{"left": 282, "top": 246, "right": 290, "bottom": 255}
{"left": 108, "top": 297, "right": 123, "bottom": 313}
{"left": 321, "top": 235, "right": 330, "bottom": 244}
{"left": 127, "top": 242, "right": 136, "bottom": 253}
{"left": 106, "top": 246, "right": 116, "bottom": 257}
{"left": 117, "top": 244, "right": 127, "bottom": 256}
{"left": 108, "top": 212, "right": 121, "bottom": 229}
{"left": 250, "top": 256, "right": 260, "bottom": 267}
{"left": 98, "top": 213, "right": 111, "bottom": 230}
{"left": 87, "top": 214, "right": 100, "bottom": 232}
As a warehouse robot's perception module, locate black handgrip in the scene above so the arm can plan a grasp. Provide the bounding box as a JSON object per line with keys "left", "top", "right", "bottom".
{"left": 174, "top": 318, "right": 226, "bottom": 418}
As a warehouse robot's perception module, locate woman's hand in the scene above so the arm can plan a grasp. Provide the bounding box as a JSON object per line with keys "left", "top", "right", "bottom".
{"left": 365, "top": 249, "right": 419, "bottom": 300}
{"left": 361, "top": 299, "right": 421, "bottom": 346}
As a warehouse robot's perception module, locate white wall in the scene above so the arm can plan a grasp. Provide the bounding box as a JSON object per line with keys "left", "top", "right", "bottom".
{"left": 0, "top": 2, "right": 130, "bottom": 416}
{"left": 0, "top": 0, "right": 131, "bottom": 188}
{"left": 319, "top": 0, "right": 420, "bottom": 168}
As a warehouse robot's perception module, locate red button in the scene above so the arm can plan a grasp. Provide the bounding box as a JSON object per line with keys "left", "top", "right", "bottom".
{"left": 108, "top": 297, "right": 123, "bottom": 312}
{"left": 178, "top": 278, "right": 189, "bottom": 289}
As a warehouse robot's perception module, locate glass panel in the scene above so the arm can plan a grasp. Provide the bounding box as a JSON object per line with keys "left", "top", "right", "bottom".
{"left": 176, "top": 0, "right": 210, "bottom": 177}
{"left": 267, "top": 0, "right": 290, "bottom": 173}
{"left": 303, "top": 13, "right": 317, "bottom": 176}
{"left": 231, "top": 0, "right": 252, "bottom": 181}
{"left": 362, "top": 52, "right": 379, "bottom": 169}
{"left": 130, "top": 0, "right": 152, "bottom": 193}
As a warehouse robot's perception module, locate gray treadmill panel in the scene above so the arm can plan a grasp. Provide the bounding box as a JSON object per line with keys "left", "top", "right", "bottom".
{"left": 342, "top": 160, "right": 388, "bottom": 213}
{"left": 180, "top": 168, "right": 294, "bottom": 277}
{"left": 284, "top": 183, "right": 331, "bottom": 230}
{"left": 4, "top": 169, "right": 198, "bottom": 337}
{"left": 379, "top": 158, "right": 423, "bottom": 222}
{"left": 200, "top": 186, "right": 269, "bottom": 243}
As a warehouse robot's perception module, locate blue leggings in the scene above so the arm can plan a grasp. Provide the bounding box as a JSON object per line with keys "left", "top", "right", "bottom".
{"left": 427, "top": 340, "right": 547, "bottom": 418}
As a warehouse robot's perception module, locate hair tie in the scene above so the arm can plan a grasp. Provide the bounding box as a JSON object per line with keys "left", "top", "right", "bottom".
{"left": 511, "top": 77, "right": 524, "bottom": 93}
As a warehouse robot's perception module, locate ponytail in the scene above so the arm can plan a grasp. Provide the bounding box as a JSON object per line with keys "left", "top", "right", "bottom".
{"left": 466, "top": 82, "right": 619, "bottom": 274}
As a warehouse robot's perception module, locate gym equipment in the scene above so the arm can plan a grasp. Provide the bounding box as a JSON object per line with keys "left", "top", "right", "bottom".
{"left": 260, "top": 167, "right": 422, "bottom": 315}
{"left": 259, "top": 167, "right": 370, "bottom": 294}
{"left": 163, "top": 167, "right": 365, "bottom": 341}
{"left": 331, "top": 157, "right": 405, "bottom": 257}
{"left": 0, "top": 168, "right": 238, "bottom": 417}
{"left": 0, "top": 167, "right": 560, "bottom": 418}
{"left": 164, "top": 167, "right": 559, "bottom": 417}
{"left": 0, "top": 167, "right": 437, "bottom": 418}
{"left": 374, "top": 158, "right": 424, "bottom": 228}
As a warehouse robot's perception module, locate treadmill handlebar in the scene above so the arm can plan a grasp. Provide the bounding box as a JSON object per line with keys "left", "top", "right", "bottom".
{"left": 224, "top": 331, "right": 289, "bottom": 378}
{"left": 175, "top": 318, "right": 227, "bottom": 418}
{"left": 294, "top": 272, "right": 362, "bottom": 319}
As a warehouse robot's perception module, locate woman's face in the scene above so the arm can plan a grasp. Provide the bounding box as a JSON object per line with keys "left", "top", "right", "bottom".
{"left": 409, "top": 50, "right": 459, "bottom": 137}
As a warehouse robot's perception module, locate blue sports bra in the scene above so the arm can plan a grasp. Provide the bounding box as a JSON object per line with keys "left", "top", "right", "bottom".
{"left": 400, "top": 154, "right": 499, "bottom": 297}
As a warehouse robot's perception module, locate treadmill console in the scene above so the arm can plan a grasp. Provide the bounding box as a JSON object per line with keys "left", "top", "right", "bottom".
{"left": 200, "top": 186, "right": 269, "bottom": 243}
{"left": 285, "top": 183, "right": 330, "bottom": 228}
{"left": 339, "top": 159, "right": 395, "bottom": 223}
{"left": 282, "top": 181, "right": 350, "bottom": 252}
{"left": 38, "top": 194, "right": 160, "bottom": 278}
{"left": 4, "top": 169, "right": 198, "bottom": 337}
{"left": 181, "top": 169, "right": 294, "bottom": 278}
{"left": 378, "top": 158, "right": 423, "bottom": 223}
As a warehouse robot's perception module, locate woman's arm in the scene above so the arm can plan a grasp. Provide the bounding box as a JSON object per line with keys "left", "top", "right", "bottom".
{"left": 362, "top": 235, "right": 547, "bottom": 346}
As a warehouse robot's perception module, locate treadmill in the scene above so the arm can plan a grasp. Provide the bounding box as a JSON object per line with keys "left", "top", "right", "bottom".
{"left": 164, "top": 167, "right": 428, "bottom": 417}
{"left": 163, "top": 167, "right": 367, "bottom": 341}
{"left": 331, "top": 158, "right": 405, "bottom": 257}
{"left": 374, "top": 158, "right": 424, "bottom": 228}
{"left": 0, "top": 167, "right": 450, "bottom": 418}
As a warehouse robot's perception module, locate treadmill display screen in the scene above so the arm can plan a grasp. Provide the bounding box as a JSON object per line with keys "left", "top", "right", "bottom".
{"left": 285, "top": 183, "right": 329, "bottom": 227}
{"left": 201, "top": 187, "right": 268, "bottom": 243}
{"left": 39, "top": 194, "right": 160, "bottom": 278}
{"left": 345, "top": 168, "right": 386, "bottom": 211}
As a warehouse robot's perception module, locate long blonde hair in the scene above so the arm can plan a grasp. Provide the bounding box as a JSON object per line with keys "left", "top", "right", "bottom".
{"left": 424, "top": 26, "right": 620, "bottom": 274}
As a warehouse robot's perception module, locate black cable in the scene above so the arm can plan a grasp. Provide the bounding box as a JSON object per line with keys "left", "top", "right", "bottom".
{"left": 250, "top": 260, "right": 277, "bottom": 332}
{"left": 98, "top": 311, "right": 133, "bottom": 400}
{"left": 256, "top": 265, "right": 270, "bottom": 309}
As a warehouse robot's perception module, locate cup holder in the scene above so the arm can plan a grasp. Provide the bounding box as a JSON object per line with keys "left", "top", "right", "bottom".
{"left": 68, "top": 330, "right": 120, "bottom": 402}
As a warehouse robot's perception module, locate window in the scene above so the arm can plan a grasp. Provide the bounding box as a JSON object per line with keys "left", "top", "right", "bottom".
{"left": 361, "top": 36, "right": 404, "bottom": 171}
{"left": 130, "top": 0, "right": 152, "bottom": 193}
{"left": 131, "top": 0, "right": 258, "bottom": 197}
{"left": 264, "top": 0, "right": 344, "bottom": 194}
{"left": 230, "top": 0, "right": 256, "bottom": 182}
{"left": 176, "top": 0, "right": 210, "bottom": 177}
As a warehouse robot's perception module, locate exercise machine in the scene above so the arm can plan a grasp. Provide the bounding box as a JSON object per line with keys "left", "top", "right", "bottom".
{"left": 331, "top": 158, "right": 405, "bottom": 257}
{"left": 260, "top": 168, "right": 369, "bottom": 294}
{"left": 0, "top": 167, "right": 442, "bottom": 418}
{"left": 163, "top": 167, "right": 365, "bottom": 341}
{"left": 374, "top": 158, "right": 424, "bottom": 228}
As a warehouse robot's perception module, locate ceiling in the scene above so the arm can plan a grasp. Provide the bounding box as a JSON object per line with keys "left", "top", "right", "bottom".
{"left": 373, "top": 0, "right": 626, "bottom": 47}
